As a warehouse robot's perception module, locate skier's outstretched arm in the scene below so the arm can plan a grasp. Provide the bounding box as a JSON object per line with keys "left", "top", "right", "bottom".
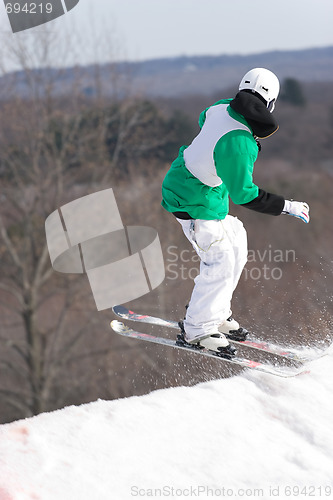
{"left": 218, "top": 153, "right": 310, "bottom": 222}
{"left": 241, "top": 192, "right": 310, "bottom": 223}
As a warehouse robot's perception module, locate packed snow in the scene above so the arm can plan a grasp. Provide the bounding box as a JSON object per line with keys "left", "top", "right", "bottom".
{"left": 0, "top": 347, "right": 333, "bottom": 500}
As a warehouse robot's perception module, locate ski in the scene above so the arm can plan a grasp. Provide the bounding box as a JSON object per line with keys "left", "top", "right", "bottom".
{"left": 110, "top": 320, "right": 307, "bottom": 378}
{"left": 112, "top": 305, "right": 322, "bottom": 363}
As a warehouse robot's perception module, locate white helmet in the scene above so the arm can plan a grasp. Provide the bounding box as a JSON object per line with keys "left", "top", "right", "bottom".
{"left": 239, "top": 68, "right": 280, "bottom": 112}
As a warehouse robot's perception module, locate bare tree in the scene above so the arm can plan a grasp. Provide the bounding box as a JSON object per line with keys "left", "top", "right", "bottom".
{"left": 0, "top": 24, "right": 193, "bottom": 421}
{"left": 0, "top": 28, "right": 135, "bottom": 421}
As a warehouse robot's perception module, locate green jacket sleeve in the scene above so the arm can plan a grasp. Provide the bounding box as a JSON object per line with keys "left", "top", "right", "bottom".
{"left": 214, "top": 130, "right": 259, "bottom": 205}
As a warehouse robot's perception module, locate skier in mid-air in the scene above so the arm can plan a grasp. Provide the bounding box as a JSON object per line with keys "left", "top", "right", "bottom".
{"left": 161, "top": 68, "right": 310, "bottom": 357}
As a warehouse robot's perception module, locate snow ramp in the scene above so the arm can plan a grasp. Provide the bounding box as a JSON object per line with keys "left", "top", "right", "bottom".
{"left": 0, "top": 348, "right": 332, "bottom": 500}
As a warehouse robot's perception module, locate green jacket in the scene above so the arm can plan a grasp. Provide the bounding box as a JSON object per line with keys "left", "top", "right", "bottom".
{"left": 161, "top": 99, "right": 259, "bottom": 220}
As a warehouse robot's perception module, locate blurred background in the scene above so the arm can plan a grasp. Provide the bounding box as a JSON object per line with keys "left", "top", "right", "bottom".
{"left": 0, "top": 0, "right": 333, "bottom": 423}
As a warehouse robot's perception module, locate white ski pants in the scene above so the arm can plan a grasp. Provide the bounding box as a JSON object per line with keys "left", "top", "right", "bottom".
{"left": 177, "top": 216, "right": 248, "bottom": 341}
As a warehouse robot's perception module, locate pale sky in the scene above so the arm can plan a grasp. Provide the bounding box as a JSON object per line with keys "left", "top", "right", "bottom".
{"left": 0, "top": 0, "right": 332, "bottom": 67}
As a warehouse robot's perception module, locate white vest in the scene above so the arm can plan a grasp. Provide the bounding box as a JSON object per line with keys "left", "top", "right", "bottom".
{"left": 183, "top": 104, "right": 251, "bottom": 187}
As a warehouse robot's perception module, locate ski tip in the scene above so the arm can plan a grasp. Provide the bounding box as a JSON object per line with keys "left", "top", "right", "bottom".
{"left": 110, "top": 319, "right": 124, "bottom": 332}
{"left": 112, "top": 305, "right": 127, "bottom": 316}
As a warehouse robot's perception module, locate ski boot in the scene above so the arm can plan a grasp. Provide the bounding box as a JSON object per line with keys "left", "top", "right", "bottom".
{"left": 219, "top": 316, "right": 249, "bottom": 342}
{"left": 177, "top": 320, "right": 237, "bottom": 359}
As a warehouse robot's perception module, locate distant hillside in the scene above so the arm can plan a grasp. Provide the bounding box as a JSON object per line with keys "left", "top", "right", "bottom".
{"left": 128, "top": 46, "right": 333, "bottom": 96}
{"left": 0, "top": 46, "right": 332, "bottom": 99}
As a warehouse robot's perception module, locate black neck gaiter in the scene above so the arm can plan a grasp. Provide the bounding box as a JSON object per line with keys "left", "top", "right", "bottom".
{"left": 230, "top": 90, "right": 278, "bottom": 139}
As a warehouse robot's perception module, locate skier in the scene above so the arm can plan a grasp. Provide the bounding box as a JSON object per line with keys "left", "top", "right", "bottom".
{"left": 161, "top": 68, "right": 310, "bottom": 357}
